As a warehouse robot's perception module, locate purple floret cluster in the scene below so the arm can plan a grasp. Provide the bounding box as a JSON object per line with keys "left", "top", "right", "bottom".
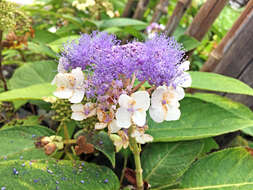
{"left": 59, "top": 31, "right": 185, "bottom": 97}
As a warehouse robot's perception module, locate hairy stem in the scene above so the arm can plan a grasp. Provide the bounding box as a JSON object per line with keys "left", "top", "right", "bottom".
{"left": 0, "top": 30, "right": 8, "bottom": 91}
{"left": 132, "top": 81, "right": 145, "bottom": 93}
{"left": 129, "top": 126, "right": 143, "bottom": 190}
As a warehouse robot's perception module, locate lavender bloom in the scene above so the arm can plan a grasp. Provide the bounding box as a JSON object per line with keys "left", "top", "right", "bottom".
{"left": 61, "top": 31, "right": 119, "bottom": 71}
{"left": 58, "top": 32, "right": 185, "bottom": 97}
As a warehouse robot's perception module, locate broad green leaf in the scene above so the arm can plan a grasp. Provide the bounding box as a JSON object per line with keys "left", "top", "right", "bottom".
{"left": 186, "top": 93, "right": 253, "bottom": 120}
{"left": 147, "top": 97, "right": 253, "bottom": 142}
{"left": 9, "top": 60, "right": 57, "bottom": 89}
{"left": 28, "top": 42, "right": 57, "bottom": 58}
{"left": 33, "top": 30, "right": 60, "bottom": 44}
{"left": 0, "top": 159, "right": 120, "bottom": 190}
{"left": 187, "top": 93, "right": 253, "bottom": 136}
{"left": 0, "top": 125, "right": 54, "bottom": 161}
{"left": 142, "top": 141, "right": 204, "bottom": 189}
{"left": 201, "top": 138, "right": 219, "bottom": 155}
{"left": 177, "top": 35, "right": 201, "bottom": 51}
{"left": 0, "top": 83, "right": 56, "bottom": 101}
{"left": 48, "top": 35, "right": 80, "bottom": 52}
{"left": 190, "top": 71, "right": 253, "bottom": 96}
{"left": 75, "top": 131, "right": 115, "bottom": 167}
{"left": 91, "top": 132, "right": 116, "bottom": 167}
{"left": 98, "top": 18, "right": 148, "bottom": 29}
{"left": 177, "top": 147, "right": 253, "bottom": 190}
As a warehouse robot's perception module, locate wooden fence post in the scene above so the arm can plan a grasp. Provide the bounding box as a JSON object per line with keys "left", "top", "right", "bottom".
{"left": 151, "top": 0, "right": 169, "bottom": 23}
{"left": 213, "top": 10, "right": 253, "bottom": 108}
{"left": 165, "top": 0, "right": 192, "bottom": 36}
{"left": 133, "top": 0, "right": 150, "bottom": 20}
{"left": 201, "top": 0, "right": 253, "bottom": 72}
{"left": 122, "top": 0, "right": 138, "bottom": 18}
{"left": 185, "top": 0, "right": 228, "bottom": 41}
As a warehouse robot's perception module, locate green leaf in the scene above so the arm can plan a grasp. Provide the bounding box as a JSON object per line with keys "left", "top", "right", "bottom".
{"left": 201, "top": 138, "right": 219, "bottom": 155}
{"left": 177, "top": 147, "right": 253, "bottom": 190}
{"left": 186, "top": 93, "right": 253, "bottom": 120}
{"left": 0, "top": 83, "right": 56, "bottom": 101}
{"left": 91, "top": 132, "right": 116, "bottom": 167}
{"left": 75, "top": 131, "right": 115, "bottom": 167}
{"left": 0, "top": 159, "right": 120, "bottom": 190}
{"left": 190, "top": 71, "right": 253, "bottom": 96}
{"left": 147, "top": 97, "right": 253, "bottom": 142}
{"left": 0, "top": 125, "right": 54, "bottom": 161}
{"left": 9, "top": 60, "right": 57, "bottom": 89}
{"left": 98, "top": 18, "right": 148, "bottom": 29}
{"left": 177, "top": 35, "right": 201, "bottom": 51}
{"left": 28, "top": 42, "right": 57, "bottom": 58}
{"left": 48, "top": 35, "right": 80, "bottom": 53}
{"left": 187, "top": 93, "right": 253, "bottom": 136}
{"left": 142, "top": 141, "right": 204, "bottom": 189}
{"left": 33, "top": 30, "right": 60, "bottom": 44}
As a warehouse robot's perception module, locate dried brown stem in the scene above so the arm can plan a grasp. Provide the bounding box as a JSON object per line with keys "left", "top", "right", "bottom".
{"left": 122, "top": 0, "right": 137, "bottom": 17}
{"left": 132, "top": 81, "right": 145, "bottom": 93}
{"left": 0, "top": 30, "right": 8, "bottom": 91}
{"left": 165, "top": 0, "right": 192, "bottom": 36}
{"left": 133, "top": 0, "right": 150, "bottom": 20}
{"left": 151, "top": 0, "right": 169, "bottom": 23}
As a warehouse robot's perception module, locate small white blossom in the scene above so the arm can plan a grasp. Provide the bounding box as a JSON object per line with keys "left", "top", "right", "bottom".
{"left": 108, "top": 120, "right": 121, "bottom": 133}
{"left": 110, "top": 131, "right": 129, "bottom": 152}
{"left": 131, "top": 128, "right": 153, "bottom": 144}
{"left": 71, "top": 102, "right": 96, "bottom": 121}
{"left": 176, "top": 61, "right": 192, "bottom": 88}
{"left": 52, "top": 67, "right": 85, "bottom": 103}
{"left": 116, "top": 91, "right": 150, "bottom": 129}
{"left": 149, "top": 85, "right": 184, "bottom": 123}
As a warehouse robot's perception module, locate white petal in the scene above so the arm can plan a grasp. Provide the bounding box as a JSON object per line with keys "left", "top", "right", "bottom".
{"left": 71, "top": 67, "right": 84, "bottom": 82}
{"left": 141, "top": 134, "right": 153, "bottom": 143}
{"left": 53, "top": 89, "right": 73, "bottom": 99}
{"left": 54, "top": 73, "right": 71, "bottom": 88}
{"left": 69, "top": 89, "right": 84, "bottom": 103}
{"left": 116, "top": 107, "right": 132, "bottom": 128}
{"left": 175, "top": 86, "right": 185, "bottom": 101}
{"left": 118, "top": 94, "right": 132, "bottom": 108}
{"left": 132, "top": 111, "right": 146, "bottom": 127}
{"left": 180, "top": 61, "right": 190, "bottom": 71}
{"left": 165, "top": 105, "right": 181, "bottom": 121}
{"left": 95, "top": 123, "right": 107, "bottom": 130}
{"left": 131, "top": 91, "right": 150, "bottom": 111}
{"left": 58, "top": 57, "right": 67, "bottom": 73}
{"left": 71, "top": 104, "right": 84, "bottom": 112}
{"left": 109, "top": 120, "right": 121, "bottom": 133}
{"left": 180, "top": 72, "right": 192, "bottom": 88}
{"left": 151, "top": 86, "right": 167, "bottom": 108}
{"left": 71, "top": 112, "right": 85, "bottom": 121}
{"left": 149, "top": 106, "right": 164, "bottom": 123}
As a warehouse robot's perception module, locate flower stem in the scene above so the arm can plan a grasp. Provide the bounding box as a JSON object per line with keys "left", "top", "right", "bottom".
{"left": 129, "top": 126, "right": 144, "bottom": 190}
{"left": 120, "top": 155, "right": 128, "bottom": 185}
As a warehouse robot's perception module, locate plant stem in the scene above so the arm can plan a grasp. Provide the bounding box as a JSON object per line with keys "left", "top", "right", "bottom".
{"left": 132, "top": 81, "right": 145, "bottom": 93}
{"left": 129, "top": 126, "right": 144, "bottom": 190}
{"left": 0, "top": 30, "right": 8, "bottom": 91}
{"left": 120, "top": 155, "right": 128, "bottom": 185}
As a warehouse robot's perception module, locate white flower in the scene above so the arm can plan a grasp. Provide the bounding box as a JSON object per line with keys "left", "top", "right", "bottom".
{"left": 108, "top": 120, "right": 122, "bottom": 133}
{"left": 52, "top": 67, "right": 85, "bottom": 103}
{"left": 71, "top": 102, "right": 96, "bottom": 121}
{"left": 149, "top": 85, "right": 184, "bottom": 123}
{"left": 131, "top": 128, "right": 153, "bottom": 144}
{"left": 116, "top": 91, "right": 150, "bottom": 128}
{"left": 176, "top": 61, "right": 192, "bottom": 88}
{"left": 110, "top": 131, "right": 129, "bottom": 152}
